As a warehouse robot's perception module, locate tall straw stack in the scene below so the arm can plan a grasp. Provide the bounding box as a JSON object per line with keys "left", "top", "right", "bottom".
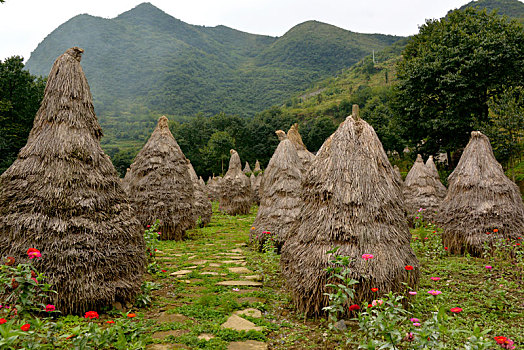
{"left": 0, "top": 48, "right": 145, "bottom": 314}
{"left": 438, "top": 131, "right": 524, "bottom": 255}
{"left": 403, "top": 154, "right": 446, "bottom": 222}
{"left": 207, "top": 176, "right": 221, "bottom": 201}
{"left": 287, "top": 123, "right": 315, "bottom": 171}
{"left": 254, "top": 160, "right": 261, "bottom": 173}
{"left": 187, "top": 160, "right": 212, "bottom": 227}
{"left": 124, "top": 116, "right": 195, "bottom": 240}
{"left": 243, "top": 161, "right": 252, "bottom": 174}
{"left": 425, "top": 156, "right": 446, "bottom": 194}
{"left": 250, "top": 130, "right": 303, "bottom": 250}
{"left": 219, "top": 150, "right": 253, "bottom": 215}
{"left": 281, "top": 106, "right": 418, "bottom": 316}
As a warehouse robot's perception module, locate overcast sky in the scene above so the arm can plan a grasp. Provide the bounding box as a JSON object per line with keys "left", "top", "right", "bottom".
{"left": 1, "top": 0, "right": 484, "bottom": 61}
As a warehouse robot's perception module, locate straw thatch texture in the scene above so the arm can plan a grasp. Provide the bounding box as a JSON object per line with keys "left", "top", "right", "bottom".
{"left": 425, "top": 156, "right": 446, "bottom": 193}
{"left": 206, "top": 176, "right": 221, "bottom": 201}
{"left": 199, "top": 176, "right": 205, "bottom": 187}
{"left": 287, "top": 123, "right": 315, "bottom": 171}
{"left": 438, "top": 131, "right": 524, "bottom": 256}
{"left": 0, "top": 47, "right": 145, "bottom": 314}
{"left": 280, "top": 114, "right": 419, "bottom": 316}
{"left": 187, "top": 160, "right": 212, "bottom": 227}
{"left": 219, "top": 150, "right": 253, "bottom": 215}
{"left": 250, "top": 132, "right": 303, "bottom": 251}
{"left": 243, "top": 161, "right": 252, "bottom": 174}
{"left": 123, "top": 116, "right": 195, "bottom": 241}
{"left": 254, "top": 160, "right": 261, "bottom": 173}
{"left": 403, "top": 154, "right": 446, "bottom": 222}
{"left": 393, "top": 165, "right": 403, "bottom": 184}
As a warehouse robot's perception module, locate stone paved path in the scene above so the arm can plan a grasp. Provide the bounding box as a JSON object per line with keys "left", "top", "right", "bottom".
{"left": 145, "top": 211, "right": 269, "bottom": 350}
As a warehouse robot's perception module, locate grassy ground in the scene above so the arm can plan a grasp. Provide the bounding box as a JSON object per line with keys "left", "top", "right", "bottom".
{"left": 136, "top": 203, "right": 523, "bottom": 349}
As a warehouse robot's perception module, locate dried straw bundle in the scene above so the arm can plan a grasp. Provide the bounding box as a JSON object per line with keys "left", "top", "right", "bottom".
{"left": 403, "top": 154, "right": 446, "bottom": 222}
{"left": 438, "top": 131, "right": 524, "bottom": 255}
{"left": 253, "top": 160, "right": 261, "bottom": 173}
{"left": 243, "top": 161, "right": 252, "bottom": 174}
{"left": 0, "top": 47, "right": 145, "bottom": 314}
{"left": 393, "top": 165, "right": 403, "bottom": 184}
{"left": 187, "top": 160, "right": 212, "bottom": 227}
{"left": 206, "top": 176, "right": 221, "bottom": 201}
{"left": 124, "top": 116, "right": 195, "bottom": 240}
{"left": 281, "top": 110, "right": 418, "bottom": 316}
{"left": 425, "top": 156, "right": 446, "bottom": 192}
{"left": 219, "top": 150, "right": 253, "bottom": 215}
{"left": 287, "top": 123, "right": 315, "bottom": 171}
{"left": 250, "top": 131, "right": 303, "bottom": 250}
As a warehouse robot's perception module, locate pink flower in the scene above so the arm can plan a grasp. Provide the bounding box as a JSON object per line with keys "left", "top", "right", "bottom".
{"left": 45, "top": 304, "right": 55, "bottom": 312}
{"left": 27, "top": 248, "right": 41, "bottom": 260}
{"left": 410, "top": 318, "right": 419, "bottom": 323}
{"left": 430, "top": 277, "right": 440, "bottom": 281}
{"left": 408, "top": 291, "right": 417, "bottom": 296}
{"left": 428, "top": 290, "right": 442, "bottom": 296}
{"left": 450, "top": 307, "right": 462, "bottom": 313}
{"left": 157, "top": 232, "right": 161, "bottom": 235}
{"left": 362, "top": 254, "right": 374, "bottom": 261}
{"left": 413, "top": 322, "right": 421, "bottom": 327}
{"left": 485, "top": 265, "right": 493, "bottom": 270}
{"left": 232, "top": 288, "right": 240, "bottom": 292}
{"left": 371, "top": 299, "right": 383, "bottom": 306}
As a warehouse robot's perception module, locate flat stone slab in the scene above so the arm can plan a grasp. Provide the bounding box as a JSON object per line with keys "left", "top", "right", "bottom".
{"left": 170, "top": 270, "right": 192, "bottom": 276}
{"left": 186, "top": 265, "right": 198, "bottom": 269}
{"left": 152, "top": 329, "right": 190, "bottom": 339}
{"left": 200, "top": 272, "right": 219, "bottom": 276}
{"left": 231, "top": 248, "right": 244, "bottom": 253}
{"left": 228, "top": 267, "right": 253, "bottom": 274}
{"left": 157, "top": 313, "right": 188, "bottom": 323}
{"left": 209, "top": 263, "right": 221, "bottom": 267}
{"left": 228, "top": 340, "right": 267, "bottom": 350}
{"left": 190, "top": 260, "right": 208, "bottom": 265}
{"left": 217, "top": 280, "right": 262, "bottom": 287}
{"left": 221, "top": 314, "right": 262, "bottom": 331}
{"left": 234, "top": 308, "right": 262, "bottom": 318}
{"left": 221, "top": 260, "right": 245, "bottom": 264}
{"left": 243, "top": 275, "right": 262, "bottom": 281}
{"left": 198, "top": 333, "right": 215, "bottom": 341}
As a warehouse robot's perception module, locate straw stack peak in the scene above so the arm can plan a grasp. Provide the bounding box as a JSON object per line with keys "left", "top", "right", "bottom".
{"left": 287, "top": 123, "right": 307, "bottom": 150}
{"left": 276, "top": 130, "right": 287, "bottom": 141}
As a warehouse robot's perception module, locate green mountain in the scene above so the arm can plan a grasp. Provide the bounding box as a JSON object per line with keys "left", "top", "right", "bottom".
{"left": 25, "top": 2, "right": 401, "bottom": 149}
{"left": 458, "top": 0, "right": 524, "bottom": 23}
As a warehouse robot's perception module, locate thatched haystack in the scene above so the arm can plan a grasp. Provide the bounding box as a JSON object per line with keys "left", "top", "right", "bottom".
{"left": 219, "top": 150, "right": 253, "bottom": 215}
{"left": 254, "top": 160, "right": 261, "bottom": 173}
{"left": 403, "top": 154, "right": 446, "bottom": 222}
{"left": 425, "top": 156, "right": 446, "bottom": 193}
{"left": 280, "top": 106, "right": 418, "bottom": 316}
{"left": 287, "top": 123, "right": 315, "bottom": 171}
{"left": 251, "top": 173, "right": 263, "bottom": 205}
{"left": 250, "top": 130, "right": 303, "bottom": 250}
{"left": 199, "top": 176, "right": 205, "bottom": 187}
{"left": 243, "top": 161, "right": 252, "bottom": 174}
{"left": 438, "top": 131, "right": 524, "bottom": 255}
{"left": 187, "top": 160, "right": 212, "bottom": 227}
{"left": 0, "top": 47, "right": 145, "bottom": 314}
{"left": 393, "top": 165, "right": 403, "bottom": 183}
{"left": 207, "top": 176, "right": 221, "bottom": 201}
{"left": 124, "top": 116, "right": 195, "bottom": 241}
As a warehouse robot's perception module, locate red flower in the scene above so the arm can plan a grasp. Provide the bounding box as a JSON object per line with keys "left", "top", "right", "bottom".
{"left": 494, "top": 336, "right": 507, "bottom": 344}
{"left": 84, "top": 311, "right": 99, "bottom": 319}
{"left": 45, "top": 304, "right": 55, "bottom": 312}
{"left": 349, "top": 304, "right": 360, "bottom": 311}
{"left": 5, "top": 256, "right": 15, "bottom": 266}
{"left": 0, "top": 318, "right": 7, "bottom": 324}
{"left": 127, "top": 313, "right": 136, "bottom": 318}
{"left": 444, "top": 247, "right": 448, "bottom": 250}
{"left": 450, "top": 307, "right": 462, "bottom": 313}
{"left": 368, "top": 304, "right": 373, "bottom": 308}
{"left": 106, "top": 320, "right": 115, "bottom": 324}
{"left": 21, "top": 323, "right": 30, "bottom": 331}
{"left": 146, "top": 225, "right": 151, "bottom": 228}
{"left": 161, "top": 270, "right": 167, "bottom": 273}
{"left": 516, "top": 243, "right": 521, "bottom": 246}
{"left": 66, "top": 334, "right": 76, "bottom": 340}
{"left": 405, "top": 265, "right": 414, "bottom": 271}
{"left": 486, "top": 232, "right": 491, "bottom": 235}
{"left": 11, "top": 278, "right": 19, "bottom": 289}
{"left": 371, "top": 288, "right": 378, "bottom": 292}
{"left": 493, "top": 229, "right": 499, "bottom": 233}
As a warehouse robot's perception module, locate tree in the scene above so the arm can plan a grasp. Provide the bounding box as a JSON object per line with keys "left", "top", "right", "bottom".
{"left": 394, "top": 8, "right": 524, "bottom": 165}
{"left": 0, "top": 56, "right": 46, "bottom": 173}
{"left": 206, "top": 131, "right": 235, "bottom": 175}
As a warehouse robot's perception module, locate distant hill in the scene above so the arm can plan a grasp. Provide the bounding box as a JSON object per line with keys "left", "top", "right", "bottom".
{"left": 459, "top": 0, "right": 524, "bottom": 23}
{"left": 25, "top": 2, "right": 401, "bottom": 149}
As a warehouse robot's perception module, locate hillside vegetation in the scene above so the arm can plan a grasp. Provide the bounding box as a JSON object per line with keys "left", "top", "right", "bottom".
{"left": 25, "top": 2, "right": 400, "bottom": 151}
